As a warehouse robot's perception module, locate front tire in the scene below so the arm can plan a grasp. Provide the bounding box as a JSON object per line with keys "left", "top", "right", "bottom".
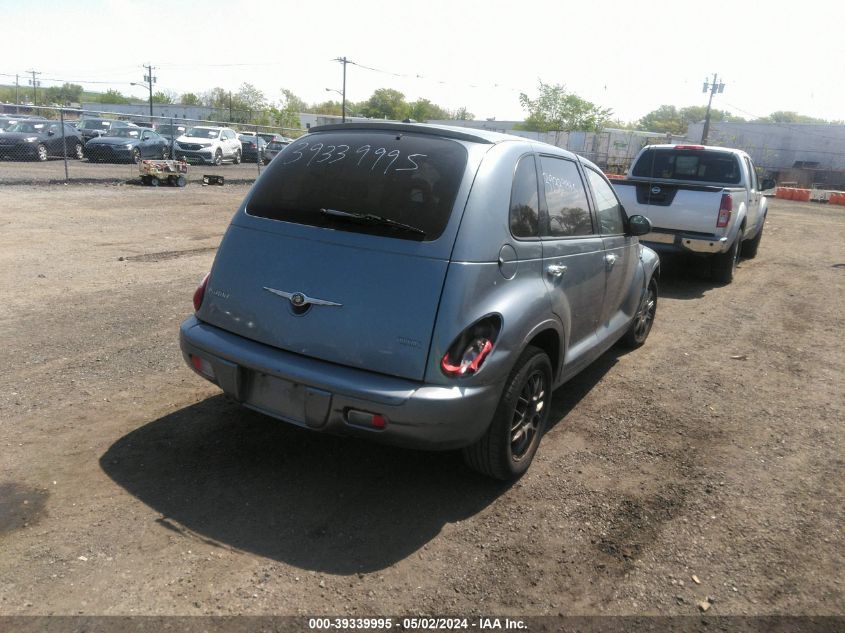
{"left": 620, "top": 279, "right": 657, "bottom": 348}
{"left": 36, "top": 144, "right": 48, "bottom": 162}
{"left": 131, "top": 147, "right": 141, "bottom": 164}
{"left": 712, "top": 229, "right": 742, "bottom": 283}
{"left": 73, "top": 143, "right": 84, "bottom": 160}
{"left": 213, "top": 148, "right": 222, "bottom": 166}
{"left": 462, "top": 346, "right": 552, "bottom": 480}
{"left": 233, "top": 149, "right": 241, "bottom": 165}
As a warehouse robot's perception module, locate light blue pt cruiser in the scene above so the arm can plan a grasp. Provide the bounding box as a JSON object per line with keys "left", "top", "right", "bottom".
{"left": 180, "top": 122, "right": 659, "bottom": 480}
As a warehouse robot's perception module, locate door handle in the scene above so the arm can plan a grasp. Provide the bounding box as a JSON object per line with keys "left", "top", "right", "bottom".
{"left": 605, "top": 254, "right": 618, "bottom": 268}
{"left": 547, "top": 264, "right": 568, "bottom": 278}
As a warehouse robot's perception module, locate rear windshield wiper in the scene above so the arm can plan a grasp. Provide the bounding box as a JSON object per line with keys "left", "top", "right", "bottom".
{"left": 320, "top": 208, "right": 426, "bottom": 238}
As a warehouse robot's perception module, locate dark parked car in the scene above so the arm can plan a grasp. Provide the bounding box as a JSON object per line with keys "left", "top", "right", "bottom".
{"left": 85, "top": 127, "right": 170, "bottom": 163}
{"left": 76, "top": 118, "right": 135, "bottom": 143}
{"left": 0, "top": 120, "right": 85, "bottom": 161}
{"left": 257, "top": 132, "right": 293, "bottom": 146}
{"left": 237, "top": 133, "right": 268, "bottom": 163}
{"left": 0, "top": 114, "right": 35, "bottom": 132}
{"left": 262, "top": 140, "right": 289, "bottom": 163}
{"left": 156, "top": 123, "right": 188, "bottom": 142}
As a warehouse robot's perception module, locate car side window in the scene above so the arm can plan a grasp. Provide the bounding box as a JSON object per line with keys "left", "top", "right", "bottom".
{"left": 539, "top": 156, "right": 593, "bottom": 237}
{"left": 509, "top": 155, "right": 540, "bottom": 238}
{"left": 585, "top": 168, "right": 625, "bottom": 235}
{"left": 142, "top": 132, "right": 151, "bottom": 140}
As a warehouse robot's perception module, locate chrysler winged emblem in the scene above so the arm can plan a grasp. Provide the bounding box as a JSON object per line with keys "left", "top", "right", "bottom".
{"left": 263, "top": 287, "right": 342, "bottom": 308}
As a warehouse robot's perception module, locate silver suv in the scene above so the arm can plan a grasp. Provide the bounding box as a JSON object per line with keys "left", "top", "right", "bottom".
{"left": 174, "top": 126, "right": 242, "bottom": 165}
{"left": 180, "top": 122, "right": 659, "bottom": 479}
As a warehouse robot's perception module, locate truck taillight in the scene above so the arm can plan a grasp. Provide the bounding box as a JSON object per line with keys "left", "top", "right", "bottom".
{"left": 717, "top": 194, "right": 732, "bottom": 228}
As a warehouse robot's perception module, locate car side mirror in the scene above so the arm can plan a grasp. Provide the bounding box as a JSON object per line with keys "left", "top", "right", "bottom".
{"left": 627, "top": 214, "right": 652, "bottom": 236}
{"left": 47, "top": 130, "right": 55, "bottom": 136}
{"left": 761, "top": 178, "right": 776, "bottom": 191}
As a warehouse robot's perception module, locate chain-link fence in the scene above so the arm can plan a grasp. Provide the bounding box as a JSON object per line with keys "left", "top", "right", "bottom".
{"left": 0, "top": 105, "right": 303, "bottom": 186}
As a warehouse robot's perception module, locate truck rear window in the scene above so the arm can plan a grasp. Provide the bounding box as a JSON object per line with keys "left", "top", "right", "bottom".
{"left": 632, "top": 148, "right": 741, "bottom": 184}
{"left": 246, "top": 131, "right": 468, "bottom": 241}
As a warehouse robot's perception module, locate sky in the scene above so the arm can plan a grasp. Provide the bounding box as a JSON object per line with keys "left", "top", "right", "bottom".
{"left": 2, "top": 0, "right": 843, "bottom": 124}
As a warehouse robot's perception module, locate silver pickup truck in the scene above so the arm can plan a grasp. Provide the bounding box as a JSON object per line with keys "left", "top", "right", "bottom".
{"left": 612, "top": 144, "right": 775, "bottom": 282}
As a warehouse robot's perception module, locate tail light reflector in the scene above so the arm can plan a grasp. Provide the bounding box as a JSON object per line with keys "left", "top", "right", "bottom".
{"left": 717, "top": 194, "right": 732, "bottom": 228}
{"left": 190, "top": 354, "right": 215, "bottom": 380}
{"left": 346, "top": 410, "right": 388, "bottom": 430}
{"left": 193, "top": 272, "right": 210, "bottom": 312}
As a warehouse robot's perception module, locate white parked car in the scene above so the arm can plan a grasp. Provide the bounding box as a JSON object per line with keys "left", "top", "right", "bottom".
{"left": 174, "top": 126, "right": 242, "bottom": 165}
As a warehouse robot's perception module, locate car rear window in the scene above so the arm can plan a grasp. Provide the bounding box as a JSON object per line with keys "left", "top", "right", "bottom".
{"left": 632, "top": 148, "right": 741, "bottom": 184}
{"left": 246, "top": 131, "right": 468, "bottom": 241}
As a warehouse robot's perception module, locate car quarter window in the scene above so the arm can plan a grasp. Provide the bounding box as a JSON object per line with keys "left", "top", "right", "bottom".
{"left": 585, "top": 168, "right": 625, "bottom": 235}
{"left": 509, "top": 154, "right": 540, "bottom": 238}
{"left": 539, "top": 156, "right": 593, "bottom": 237}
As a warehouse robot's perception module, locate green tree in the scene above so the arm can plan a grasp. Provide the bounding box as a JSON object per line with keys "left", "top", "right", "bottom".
{"left": 309, "top": 100, "right": 344, "bottom": 116}
{"left": 151, "top": 90, "right": 175, "bottom": 104}
{"left": 358, "top": 88, "right": 410, "bottom": 120}
{"left": 754, "top": 110, "right": 828, "bottom": 124}
{"left": 516, "top": 82, "right": 611, "bottom": 132}
{"left": 408, "top": 98, "right": 450, "bottom": 122}
{"left": 180, "top": 92, "right": 201, "bottom": 105}
{"left": 450, "top": 106, "right": 474, "bottom": 121}
{"left": 43, "top": 83, "right": 83, "bottom": 105}
{"left": 272, "top": 89, "right": 304, "bottom": 129}
{"left": 638, "top": 104, "right": 744, "bottom": 134}
{"left": 236, "top": 82, "right": 267, "bottom": 110}
{"left": 100, "top": 89, "right": 130, "bottom": 104}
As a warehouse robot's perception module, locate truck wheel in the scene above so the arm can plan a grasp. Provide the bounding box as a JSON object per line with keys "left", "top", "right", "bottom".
{"left": 712, "top": 230, "right": 742, "bottom": 283}
{"left": 741, "top": 222, "right": 764, "bottom": 259}
{"left": 176, "top": 175, "right": 186, "bottom": 187}
{"left": 620, "top": 279, "right": 657, "bottom": 348}
{"left": 148, "top": 176, "right": 160, "bottom": 187}
{"left": 462, "top": 346, "right": 551, "bottom": 481}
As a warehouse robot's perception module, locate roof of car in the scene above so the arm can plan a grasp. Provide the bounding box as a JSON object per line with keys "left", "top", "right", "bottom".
{"left": 309, "top": 121, "right": 528, "bottom": 145}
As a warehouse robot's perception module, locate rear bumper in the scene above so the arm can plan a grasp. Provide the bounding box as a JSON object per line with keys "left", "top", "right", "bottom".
{"left": 179, "top": 316, "right": 503, "bottom": 450}
{"left": 642, "top": 230, "right": 729, "bottom": 255}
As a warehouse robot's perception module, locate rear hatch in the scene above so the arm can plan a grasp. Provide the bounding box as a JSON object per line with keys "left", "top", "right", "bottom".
{"left": 198, "top": 128, "right": 474, "bottom": 381}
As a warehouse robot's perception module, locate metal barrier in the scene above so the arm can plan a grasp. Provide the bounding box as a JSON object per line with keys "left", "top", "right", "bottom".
{"left": 0, "top": 105, "right": 303, "bottom": 186}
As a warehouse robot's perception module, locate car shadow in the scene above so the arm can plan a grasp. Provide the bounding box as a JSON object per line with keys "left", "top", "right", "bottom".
{"left": 100, "top": 395, "right": 511, "bottom": 575}
{"left": 656, "top": 253, "right": 729, "bottom": 300}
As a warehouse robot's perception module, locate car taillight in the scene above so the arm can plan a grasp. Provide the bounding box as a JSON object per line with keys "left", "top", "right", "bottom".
{"left": 193, "top": 272, "right": 210, "bottom": 312}
{"left": 674, "top": 144, "right": 705, "bottom": 150}
{"left": 440, "top": 316, "right": 502, "bottom": 378}
{"left": 717, "top": 193, "right": 732, "bottom": 228}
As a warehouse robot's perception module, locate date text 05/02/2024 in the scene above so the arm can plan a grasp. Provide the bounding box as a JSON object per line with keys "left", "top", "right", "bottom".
{"left": 307, "top": 617, "right": 527, "bottom": 630}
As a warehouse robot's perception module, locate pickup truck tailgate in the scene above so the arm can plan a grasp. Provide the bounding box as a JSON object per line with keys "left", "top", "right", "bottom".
{"left": 614, "top": 180, "right": 727, "bottom": 234}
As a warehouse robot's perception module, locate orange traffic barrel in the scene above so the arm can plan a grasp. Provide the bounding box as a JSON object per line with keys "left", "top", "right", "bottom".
{"left": 775, "top": 187, "right": 787, "bottom": 199}
{"left": 794, "top": 189, "right": 811, "bottom": 202}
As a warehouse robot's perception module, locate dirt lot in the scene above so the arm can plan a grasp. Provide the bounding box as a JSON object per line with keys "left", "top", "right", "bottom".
{"left": 0, "top": 184, "right": 843, "bottom": 618}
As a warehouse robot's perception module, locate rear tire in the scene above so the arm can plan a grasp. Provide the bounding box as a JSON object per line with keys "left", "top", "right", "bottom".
{"left": 149, "top": 176, "right": 159, "bottom": 187}
{"left": 712, "top": 229, "right": 742, "bottom": 283}
{"left": 462, "top": 346, "right": 552, "bottom": 481}
{"left": 741, "top": 221, "right": 764, "bottom": 259}
{"left": 620, "top": 279, "right": 657, "bottom": 348}
{"left": 176, "top": 175, "right": 186, "bottom": 187}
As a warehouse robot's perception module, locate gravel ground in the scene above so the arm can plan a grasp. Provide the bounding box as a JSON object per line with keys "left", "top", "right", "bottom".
{"left": 0, "top": 184, "right": 843, "bottom": 617}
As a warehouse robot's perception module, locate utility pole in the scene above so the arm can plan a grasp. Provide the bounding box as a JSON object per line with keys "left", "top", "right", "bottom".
{"left": 334, "top": 56, "right": 350, "bottom": 123}
{"left": 229, "top": 91, "right": 233, "bottom": 122}
{"left": 700, "top": 73, "right": 725, "bottom": 145}
{"left": 26, "top": 70, "right": 41, "bottom": 107}
{"left": 144, "top": 64, "right": 156, "bottom": 118}
{"left": 15, "top": 74, "right": 20, "bottom": 113}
